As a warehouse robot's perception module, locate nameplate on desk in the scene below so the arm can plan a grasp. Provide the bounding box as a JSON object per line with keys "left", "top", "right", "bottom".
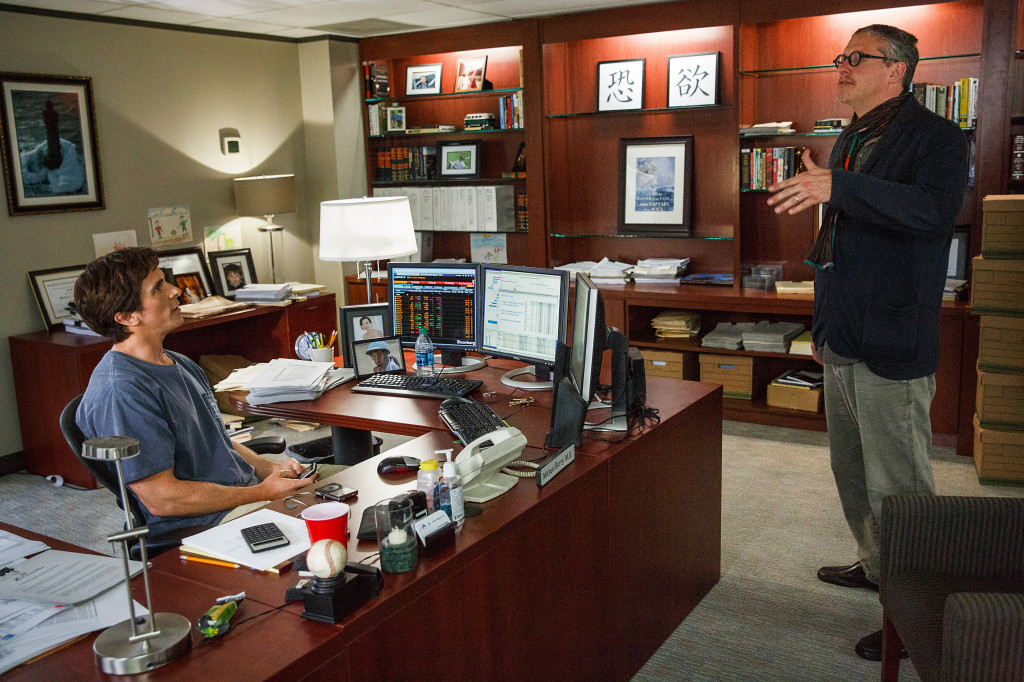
{"left": 536, "top": 444, "right": 574, "bottom": 488}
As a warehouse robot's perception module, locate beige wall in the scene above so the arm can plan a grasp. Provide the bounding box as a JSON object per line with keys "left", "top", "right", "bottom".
{"left": 0, "top": 12, "right": 362, "bottom": 459}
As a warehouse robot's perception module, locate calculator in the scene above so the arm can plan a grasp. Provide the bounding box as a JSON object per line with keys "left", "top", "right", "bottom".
{"left": 241, "top": 522, "right": 290, "bottom": 553}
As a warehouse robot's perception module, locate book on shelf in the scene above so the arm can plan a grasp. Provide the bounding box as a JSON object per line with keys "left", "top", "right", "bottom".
{"left": 910, "top": 78, "right": 978, "bottom": 127}
{"left": 772, "top": 369, "right": 824, "bottom": 389}
{"left": 740, "top": 147, "right": 803, "bottom": 190}
{"left": 514, "top": 191, "right": 528, "bottom": 233}
{"left": 790, "top": 331, "right": 814, "bottom": 356}
{"left": 497, "top": 91, "right": 524, "bottom": 129}
{"left": 739, "top": 121, "right": 795, "bottom": 136}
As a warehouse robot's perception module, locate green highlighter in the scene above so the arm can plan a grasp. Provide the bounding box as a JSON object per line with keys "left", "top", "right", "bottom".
{"left": 196, "top": 593, "right": 244, "bottom": 638}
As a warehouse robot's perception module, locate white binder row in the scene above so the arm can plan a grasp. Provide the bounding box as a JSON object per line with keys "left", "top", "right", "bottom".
{"left": 374, "top": 185, "right": 515, "bottom": 232}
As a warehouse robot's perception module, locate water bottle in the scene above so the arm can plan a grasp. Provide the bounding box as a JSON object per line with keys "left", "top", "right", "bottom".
{"left": 415, "top": 328, "right": 435, "bottom": 377}
{"left": 437, "top": 459, "right": 465, "bottom": 533}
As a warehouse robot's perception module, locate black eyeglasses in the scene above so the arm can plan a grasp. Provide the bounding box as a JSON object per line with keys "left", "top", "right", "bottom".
{"left": 832, "top": 51, "right": 891, "bottom": 68}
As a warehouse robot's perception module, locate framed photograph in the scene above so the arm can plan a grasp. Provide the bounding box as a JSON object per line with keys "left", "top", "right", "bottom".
{"left": 351, "top": 335, "right": 406, "bottom": 378}
{"left": 156, "top": 247, "right": 214, "bottom": 299}
{"left": 339, "top": 302, "right": 391, "bottom": 368}
{"left": 27, "top": 264, "right": 87, "bottom": 327}
{"left": 619, "top": 136, "right": 694, "bottom": 236}
{"left": 385, "top": 106, "right": 406, "bottom": 133}
{"left": 174, "top": 272, "right": 208, "bottom": 305}
{"left": 437, "top": 140, "right": 481, "bottom": 179}
{"left": 597, "top": 59, "right": 645, "bottom": 112}
{"left": 667, "top": 52, "right": 720, "bottom": 108}
{"left": 208, "top": 248, "right": 257, "bottom": 298}
{"left": 454, "top": 56, "right": 487, "bottom": 93}
{"left": 406, "top": 64, "right": 442, "bottom": 96}
{"left": 0, "top": 72, "right": 104, "bottom": 216}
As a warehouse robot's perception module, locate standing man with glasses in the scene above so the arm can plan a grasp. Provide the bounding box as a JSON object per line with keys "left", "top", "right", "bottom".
{"left": 767, "top": 25, "right": 969, "bottom": 660}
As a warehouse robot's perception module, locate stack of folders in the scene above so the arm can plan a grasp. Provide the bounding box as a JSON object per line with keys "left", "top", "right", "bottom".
{"left": 234, "top": 283, "right": 292, "bottom": 302}
{"left": 741, "top": 321, "right": 805, "bottom": 354}
{"left": 790, "top": 331, "right": 814, "bottom": 356}
{"left": 631, "top": 257, "right": 691, "bottom": 283}
{"left": 245, "top": 358, "right": 355, "bottom": 406}
{"left": 651, "top": 310, "right": 701, "bottom": 339}
{"left": 588, "top": 257, "right": 633, "bottom": 285}
{"left": 701, "top": 322, "right": 755, "bottom": 350}
{"left": 772, "top": 369, "right": 824, "bottom": 390}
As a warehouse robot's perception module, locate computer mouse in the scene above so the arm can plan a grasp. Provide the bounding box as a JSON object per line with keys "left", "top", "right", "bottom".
{"left": 377, "top": 456, "right": 422, "bottom": 474}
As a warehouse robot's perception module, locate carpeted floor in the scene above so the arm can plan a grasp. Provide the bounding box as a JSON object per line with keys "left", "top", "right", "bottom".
{"left": 2, "top": 420, "right": 1021, "bottom": 680}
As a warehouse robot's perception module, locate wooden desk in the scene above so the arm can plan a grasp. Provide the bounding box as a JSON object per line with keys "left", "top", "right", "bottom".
{"left": 8, "top": 294, "right": 336, "bottom": 488}
{"left": 225, "top": 365, "right": 723, "bottom": 680}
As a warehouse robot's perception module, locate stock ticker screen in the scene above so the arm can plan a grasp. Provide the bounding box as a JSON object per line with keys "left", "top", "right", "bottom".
{"left": 389, "top": 265, "right": 478, "bottom": 349}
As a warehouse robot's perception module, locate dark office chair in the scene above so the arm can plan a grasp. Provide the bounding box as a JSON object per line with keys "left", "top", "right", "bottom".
{"left": 59, "top": 394, "right": 287, "bottom": 560}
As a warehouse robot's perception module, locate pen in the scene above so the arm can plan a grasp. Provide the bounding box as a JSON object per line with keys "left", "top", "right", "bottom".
{"left": 182, "top": 555, "right": 239, "bottom": 569}
{"left": 327, "top": 330, "right": 337, "bottom": 348}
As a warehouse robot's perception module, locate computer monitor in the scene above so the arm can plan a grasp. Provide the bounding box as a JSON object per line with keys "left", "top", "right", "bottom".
{"left": 388, "top": 262, "right": 484, "bottom": 372}
{"left": 568, "top": 271, "right": 605, "bottom": 404}
{"left": 479, "top": 264, "right": 570, "bottom": 390}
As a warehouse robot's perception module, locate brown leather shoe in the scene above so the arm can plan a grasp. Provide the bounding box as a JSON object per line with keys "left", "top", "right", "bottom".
{"left": 855, "top": 629, "right": 907, "bottom": 661}
{"left": 816, "top": 561, "right": 879, "bottom": 590}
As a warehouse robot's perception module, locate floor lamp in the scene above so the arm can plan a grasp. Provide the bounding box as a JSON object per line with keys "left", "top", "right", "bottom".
{"left": 319, "top": 196, "right": 418, "bottom": 304}
{"left": 234, "top": 174, "right": 296, "bottom": 283}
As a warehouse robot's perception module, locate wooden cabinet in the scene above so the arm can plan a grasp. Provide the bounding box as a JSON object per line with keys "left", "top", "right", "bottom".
{"left": 344, "top": 275, "right": 388, "bottom": 304}
{"left": 9, "top": 295, "right": 335, "bottom": 488}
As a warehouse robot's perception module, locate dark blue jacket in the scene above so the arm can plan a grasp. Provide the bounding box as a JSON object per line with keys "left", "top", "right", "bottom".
{"left": 812, "top": 96, "right": 969, "bottom": 380}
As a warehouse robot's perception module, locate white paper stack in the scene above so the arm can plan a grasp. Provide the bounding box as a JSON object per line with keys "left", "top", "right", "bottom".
{"left": 588, "top": 257, "right": 634, "bottom": 285}
{"left": 180, "top": 508, "right": 310, "bottom": 572}
{"left": 741, "top": 321, "right": 805, "bottom": 353}
{"left": 631, "top": 257, "right": 690, "bottom": 283}
{"left": 651, "top": 310, "right": 701, "bottom": 338}
{"left": 790, "top": 331, "right": 814, "bottom": 356}
{"left": 739, "top": 121, "right": 796, "bottom": 136}
{"left": 245, "top": 359, "right": 355, "bottom": 406}
{"left": 234, "top": 283, "right": 292, "bottom": 302}
{"left": 701, "top": 322, "right": 755, "bottom": 350}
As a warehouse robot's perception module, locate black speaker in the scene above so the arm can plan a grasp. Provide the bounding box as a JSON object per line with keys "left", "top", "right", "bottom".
{"left": 549, "top": 376, "right": 587, "bottom": 448}
{"left": 627, "top": 346, "right": 646, "bottom": 411}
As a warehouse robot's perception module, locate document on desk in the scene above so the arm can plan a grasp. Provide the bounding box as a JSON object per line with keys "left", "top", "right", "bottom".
{"left": 0, "top": 530, "right": 49, "bottom": 567}
{"left": 181, "top": 508, "right": 310, "bottom": 572}
{"left": 0, "top": 550, "right": 142, "bottom": 605}
{"left": 0, "top": 584, "right": 148, "bottom": 675}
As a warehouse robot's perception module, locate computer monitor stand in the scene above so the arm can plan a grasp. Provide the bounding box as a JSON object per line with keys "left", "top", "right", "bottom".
{"left": 500, "top": 363, "right": 554, "bottom": 391}
{"left": 584, "top": 329, "right": 628, "bottom": 432}
{"left": 420, "top": 350, "right": 488, "bottom": 374}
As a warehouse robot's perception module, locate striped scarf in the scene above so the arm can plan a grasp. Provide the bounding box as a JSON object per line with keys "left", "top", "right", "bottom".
{"left": 805, "top": 93, "right": 909, "bottom": 269}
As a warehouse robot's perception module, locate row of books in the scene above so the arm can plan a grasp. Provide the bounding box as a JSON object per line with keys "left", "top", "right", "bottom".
{"left": 375, "top": 145, "right": 438, "bottom": 182}
{"left": 739, "top": 146, "right": 804, "bottom": 190}
{"left": 363, "top": 63, "right": 390, "bottom": 99}
{"left": 515, "top": 191, "right": 528, "bottom": 233}
{"left": 373, "top": 185, "right": 516, "bottom": 232}
{"left": 1011, "top": 134, "right": 1023, "bottom": 184}
{"left": 365, "top": 101, "right": 399, "bottom": 136}
{"left": 498, "top": 91, "right": 524, "bottom": 129}
{"left": 910, "top": 77, "right": 979, "bottom": 128}
{"left": 702, "top": 321, "right": 805, "bottom": 353}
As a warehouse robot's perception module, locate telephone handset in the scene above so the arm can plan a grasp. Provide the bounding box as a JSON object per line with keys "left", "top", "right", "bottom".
{"left": 454, "top": 427, "right": 528, "bottom": 503}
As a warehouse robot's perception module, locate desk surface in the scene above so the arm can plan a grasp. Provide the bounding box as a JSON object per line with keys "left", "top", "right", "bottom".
{"left": 11, "top": 367, "right": 722, "bottom": 681}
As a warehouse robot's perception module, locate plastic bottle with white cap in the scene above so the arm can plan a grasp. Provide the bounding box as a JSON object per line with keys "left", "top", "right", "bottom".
{"left": 417, "top": 458, "right": 440, "bottom": 511}
{"left": 436, "top": 449, "right": 464, "bottom": 532}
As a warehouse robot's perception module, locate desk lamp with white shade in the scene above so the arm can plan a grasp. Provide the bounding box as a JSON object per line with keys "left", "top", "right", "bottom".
{"left": 233, "top": 174, "right": 296, "bottom": 284}
{"left": 319, "top": 196, "right": 417, "bottom": 305}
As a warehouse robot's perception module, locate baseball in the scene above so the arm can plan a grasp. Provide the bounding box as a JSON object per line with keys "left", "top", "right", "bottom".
{"left": 306, "top": 539, "right": 347, "bottom": 578}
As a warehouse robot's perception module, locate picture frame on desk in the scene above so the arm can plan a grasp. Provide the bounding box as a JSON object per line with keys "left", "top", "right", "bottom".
{"left": 406, "top": 64, "right": 442, "bottom": 96}
{"left": 339, "top": 302, "right": 391, "bottom": 368}
{"left": 27, "top": 263, "right": 87, "bottom": 327}
{"left": 174, "top": 272, "right": 208, "bottom": 305}
{"left": 618, "top": 136, "right": 693, "bottom": 236}
{"left": 667, "top": 52, "right": 719, "bottom": 108}
{"left": 597, "top": 59, "right": 645, "bottom": 112}
{"left": 0, "top": 72, "right": 104, "bottom": 216}
{"left": 156, "top": 246, "right": 213, "bottom": 299}
{"left": 208, "top": 248, "right": 257, "bottom": 298}
{"left": 437, "top": 140, "right": 481, "bottom": 179}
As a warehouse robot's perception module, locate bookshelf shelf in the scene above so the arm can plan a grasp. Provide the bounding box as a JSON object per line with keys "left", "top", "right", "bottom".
{"left": 366, "top": 87, "right": 524, "bottom": 104}
{"left": 739, "top": 52, "right": 981, "bottom": 76}
{"left": 546, "top": 104, "right": 732, "bottom": 119}
{"left": 549, "top": 232, "right": 733, "bottom": 241}
{"left": 369, "top": 128, "right": 524, "bottom": 139}
{"left": 372, "top": 178, "right": 522, "bottom": 186}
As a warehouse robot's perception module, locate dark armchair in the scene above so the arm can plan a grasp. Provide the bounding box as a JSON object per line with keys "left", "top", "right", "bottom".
{"left": 878, "top": 494, "right": 1024, "bottom": 681}
{"left": 60, "top": 394, "right": 286, "bottom": 560}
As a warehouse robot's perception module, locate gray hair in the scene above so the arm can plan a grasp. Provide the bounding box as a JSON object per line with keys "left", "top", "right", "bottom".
{"left": 854, "top": 24, "right": 919, "bottom": 90}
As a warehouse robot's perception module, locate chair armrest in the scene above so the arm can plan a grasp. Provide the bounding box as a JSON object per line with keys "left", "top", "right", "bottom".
{"left": 128, "top": 523, "right": 217, "bottom": 561}
{"left": 942, "top": 592, "right": 1024, "bottom": 680}
{"left": 245, "top": 436, "right": 286, "bottom": 455}
{"left": 879, "top": 496, "right": 1024, "bottom": 585}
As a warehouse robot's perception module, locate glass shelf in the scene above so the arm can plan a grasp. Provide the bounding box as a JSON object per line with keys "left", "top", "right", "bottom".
{"left": 372, "top": 178, "right": 522, "bottom": 186}
{"left": 546, "top": 104, "right": 732, "bottom": 119}
{"left": 549, "top": 232, "right": 733, "bottom": 241}
{"left": 366, "top": 87, "right": 523, "bottom": 104}
{"left": 740, "top": 131, "right": 840, "bottom": 138}
{"left": 369, "top": 127, "right": 524, "bottom": 139}
{"left": 739, "top": 52, "right": 980, "bottom": 76}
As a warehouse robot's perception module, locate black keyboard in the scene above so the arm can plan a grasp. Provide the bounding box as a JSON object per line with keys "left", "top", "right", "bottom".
{"left": 351, "top": 373, "right": 482, "bottom": 400}
{"left": 439, "top": 398, "right": 507, "bottom": 444}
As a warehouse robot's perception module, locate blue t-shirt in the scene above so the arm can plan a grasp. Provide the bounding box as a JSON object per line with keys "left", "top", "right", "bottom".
{"left": 77, "top": 350, "right": 258, "bottom": 537}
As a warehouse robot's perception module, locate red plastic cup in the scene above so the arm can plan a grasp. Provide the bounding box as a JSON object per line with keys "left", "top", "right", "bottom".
{"left": 301, "top": 502, "right": 350, "bottom": 548}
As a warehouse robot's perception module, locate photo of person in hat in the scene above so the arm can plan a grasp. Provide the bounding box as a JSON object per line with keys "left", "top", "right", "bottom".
{"left": 366, "top": 340, "right": 400, "bottom": 374}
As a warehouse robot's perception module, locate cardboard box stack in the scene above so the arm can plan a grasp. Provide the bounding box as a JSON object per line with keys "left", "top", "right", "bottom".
{"left": 970, "top": 195, "right": 1024, "bottom": 484}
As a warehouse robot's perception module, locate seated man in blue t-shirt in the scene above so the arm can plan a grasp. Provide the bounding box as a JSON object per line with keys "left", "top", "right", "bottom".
{"left": 74, "top": 247, "right": 310, "bottom": 538}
